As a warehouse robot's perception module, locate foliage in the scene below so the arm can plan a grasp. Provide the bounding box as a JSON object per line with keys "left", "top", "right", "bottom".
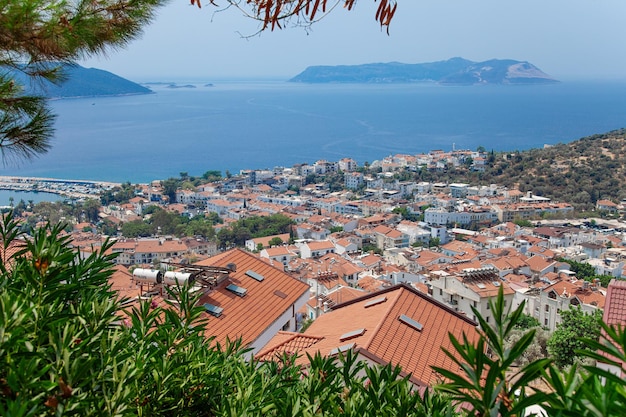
{"left": 1, "top": 0, "right": 167, "bottom": 162}
{"left": 514, "top": 219, "right": 533, "bottom": 228}
{"left": 100, "top": 182, "right": 137, "bottom": 205}
{"left": 0, "top": 211, "right": 447, "bottom": 416}
{"left": 202, "top": 170, "right": 222, "bottom": 182}
{"left": 428, "top": 237, "right": 440, "bottom": 247}
{"left": 547, "top": 307, "right": 603, "bottom": 368}
{"left": 434, "top": 288, "right": 551, "bottom": 416}
{"left": 392, "top": 206, "right": 421, "bottom": 222}
{"left": 217, "top": 214, "right": 294, "bottom": 249}
{"left": 362, "top": 244, "right": 382, "bottom": 255}
{"left": 515, "top": 313, "right": 541, "bottom": 330}
{"left": 121, "top": 219, "right": 153, "bottom": 238}
{"left": 557, "top": 258, "right": 615, "bottom": 287}
{"left": 5, "top": 212, "right": 626, "bottom": 416}
{"left": 504, "top": 327, "right": 550, "bottom": 367}
{"left": 118, "top": 207, "right": 218, "bottom": 239}
{"left": 212, "top": 0, "right": 398, "bottom": 33}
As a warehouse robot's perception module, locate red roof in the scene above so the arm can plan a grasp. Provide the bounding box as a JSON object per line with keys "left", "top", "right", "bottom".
{"left": 600, "top": 279, "right": 626, "bottom": 376}
{"left": 257, "top": 284, "right": 479, "bottom": 387}
{"left": 194, "top": 249, "right": 310, "bottom": 350}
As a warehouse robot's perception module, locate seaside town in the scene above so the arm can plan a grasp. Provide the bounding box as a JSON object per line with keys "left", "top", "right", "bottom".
{"left": 4, "top": 147, "right": 626, "bottom": 384}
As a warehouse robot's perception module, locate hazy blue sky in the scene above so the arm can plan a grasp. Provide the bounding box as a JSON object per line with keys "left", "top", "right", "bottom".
{"left": 80, "top": 0, "right": 626, "bottom": 81}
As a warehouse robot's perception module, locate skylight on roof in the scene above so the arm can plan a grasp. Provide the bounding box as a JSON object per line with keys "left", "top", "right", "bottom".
{"left": 203, "top": 303, "right": 223, "bottom": 317}
{"left": 476, "top": 283, "right": 486, "bottom": 289}
{"left": 329, "top": 343, "right": 355, "bottom": 356}
{"left": 399, "top": 314, "right": 423, "bottom": 332}
{"left": 274, "top": 290, "right": 287, "bottom": 299}
{"left": 340, "top": 328, "right": 366, "bottom": 341}
{"left": 246, "top": 270, "right": 265, "bottom": 282}
{"left": 226, "top": 283, "right": 247, "bottom": 297}
{"left": 492, "top": 281, "right": 501, "bottom": 287}
{"left": 364, "top": 296, "right": 387, "bottom": 308}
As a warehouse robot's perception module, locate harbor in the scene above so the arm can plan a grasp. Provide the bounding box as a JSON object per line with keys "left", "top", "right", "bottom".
{"left": 0, "top": 176, "right": 121, "bottom": 203}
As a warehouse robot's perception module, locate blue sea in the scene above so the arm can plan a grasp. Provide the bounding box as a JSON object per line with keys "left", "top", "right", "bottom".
{"left": 1, "top": 80, "right": 626, "bottom": 186}
{"left": 0, "top": 190, "right": 65, "bottom": 207}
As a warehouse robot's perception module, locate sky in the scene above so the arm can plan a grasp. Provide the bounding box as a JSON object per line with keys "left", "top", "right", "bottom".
{"left": 79, "top": 0, "right": 626, "bottom": 82}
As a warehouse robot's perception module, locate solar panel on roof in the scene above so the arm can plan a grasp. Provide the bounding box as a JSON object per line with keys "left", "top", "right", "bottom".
{"left": 364, "top": 296, "right": 387, "bottom": 308}
{"left": 329, "top": 343, "right": 355, "bottom": 356}
{"left": 203, "top": 303, "right": 223, "bottom": 317}
{"left": 246, "top": 270, "right": 265, "bottom": 282}
{"left": 226, "top": 283, "right": 247, "bottom": 297}
{"left": 399, "top": 314, "right": 423, "bottom": 332}
{"left": 340, "top": 328, "right": 366, "bottom": 341}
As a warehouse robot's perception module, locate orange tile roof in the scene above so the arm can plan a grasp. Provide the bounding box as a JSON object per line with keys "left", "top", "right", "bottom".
{"left": 604, "top": 279, "right": 626, "bottom": 323}
{"left": 108, "top": 265, "right": 141, "bottom": 300}
{"left": 544, "top": 279, "right": 606, "bottom": 308}
{"left": 257, "top": 284, "right": 479, "bottom": 387}
{"left": 600, "top": 279, "right": 626, "bottom": 376}
{"left": 526, "top": 255, "right": 555, "bottom": 273}
{"left": 194, "top": 249, "right": 310, "bottom": 350}
{"left": 306, "top": 240, "right": 335, "bottom": 251}
{"left": 0, "top": 238, "right": 27, "bottom": 272}
{"left": 250, "top": 233, "right": 290, "bottom": 248}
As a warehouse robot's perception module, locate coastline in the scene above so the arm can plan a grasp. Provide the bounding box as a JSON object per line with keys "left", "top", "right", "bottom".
{"left": 0, "top": 176, "right": 121, "bottom": 200}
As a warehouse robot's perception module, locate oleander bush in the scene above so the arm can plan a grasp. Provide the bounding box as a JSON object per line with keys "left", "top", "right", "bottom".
{"left": 2, "top": 211, "right": 626, "bottom": 416}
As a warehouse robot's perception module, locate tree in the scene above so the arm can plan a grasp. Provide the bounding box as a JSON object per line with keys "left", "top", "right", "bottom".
{"left": 161, "top": 178, "right": 180, "bottom": 203}
{"left": 268, "top": 237, "right": 283, "bottom": 246}
{"left": 216, "top": 0, "right": 398, "bottom": 33}
{"left": 547, "top": 307, "right": 603, "bottom": 368}
{"left": 80, "top": 198, "right": 102, "bottom": 223}
{"left": 203, "top": 170, "right": 222, "bottom": 181}
{"left": 514, "top": 313, "right": 541, "bottom": 330}
{"left": 1, "top": 0, "right": 167, "bottom": 162}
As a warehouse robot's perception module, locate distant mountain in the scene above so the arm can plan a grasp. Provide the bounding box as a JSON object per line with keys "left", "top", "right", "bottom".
{"left": 13, "top": 64, "right": 152, "bottom": 98}
{"left": 289, "top": 58, "right": 558, "bottom": 85}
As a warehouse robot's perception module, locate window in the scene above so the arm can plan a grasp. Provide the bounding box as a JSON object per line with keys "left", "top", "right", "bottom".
{"left": 487, "top": 303, "right": 490, "bottom": 310}
{"left": 545, "top": 305, "right": 549, "bottom": 312}
{"left": 544, "top": 318, "right": 549, "bottom": 326}
{"left": 439, "top": 289, "right": 443, "bottom": 296}
{"left": 486, "top": 316, "right": 490, "bottom": 323}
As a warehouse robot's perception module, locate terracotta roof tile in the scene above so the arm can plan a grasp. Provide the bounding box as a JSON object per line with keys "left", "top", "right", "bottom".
{"left": 604, "top": 279, "right": 626, "bottom": 326}
{"left": 258, "top": 284, "right": 479, "bottom": 387}
{"left": 194, "top": 249, "right": 310, "bottom": 351}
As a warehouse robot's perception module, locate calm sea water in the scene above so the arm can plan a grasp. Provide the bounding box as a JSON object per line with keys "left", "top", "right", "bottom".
{"left": 0, "top": 190, "right": 64, "bottom": 207}
{"left": 1, "top": 81, "right": 625, "bottom": 185}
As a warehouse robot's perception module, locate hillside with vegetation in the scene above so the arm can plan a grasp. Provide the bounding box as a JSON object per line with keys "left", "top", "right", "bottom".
{"left": 403, "top": 128, "right": 626, "bottom": 211}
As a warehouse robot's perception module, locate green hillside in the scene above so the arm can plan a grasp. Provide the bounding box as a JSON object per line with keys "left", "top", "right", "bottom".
{"left": 406, "top": 128, "right": 626, "bottom": 211}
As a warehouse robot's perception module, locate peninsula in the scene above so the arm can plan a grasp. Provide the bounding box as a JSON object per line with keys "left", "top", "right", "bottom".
{"left": 12, "top": 63, "right": 152, "bottom": 99}
{"left": 289, "top": 57, "right": 558, "bottom": 85}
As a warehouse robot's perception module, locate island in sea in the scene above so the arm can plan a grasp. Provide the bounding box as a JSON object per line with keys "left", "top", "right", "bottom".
{"left": 289, "top": 57, "right": 558, "bottom": 85}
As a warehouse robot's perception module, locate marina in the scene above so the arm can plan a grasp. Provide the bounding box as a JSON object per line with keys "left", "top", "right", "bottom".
{"left": 0, "top": 176, "right": 121, "bottom": 204}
